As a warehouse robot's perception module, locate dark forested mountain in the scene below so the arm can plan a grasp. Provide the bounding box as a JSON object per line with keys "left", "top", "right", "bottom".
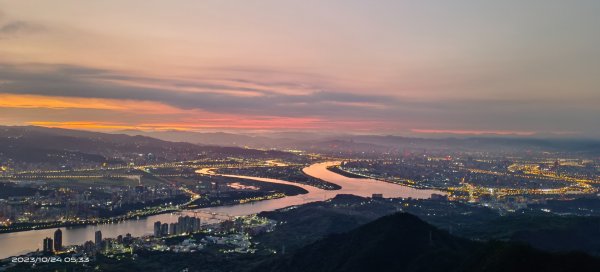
{"left": 260, "top": 213, "right": 600, "bottom": 272}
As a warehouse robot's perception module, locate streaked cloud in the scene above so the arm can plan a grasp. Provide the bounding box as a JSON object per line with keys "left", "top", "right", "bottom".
{"left": 26, "top": 116, "right": 332, "bottom": 131}
{"left": 0, "top": 1, "right": 598, "bottom": 136}
{"left": 0, "top": 93, "right": 189, "bottom": 114}
{"left": 0, "top": 63, "right": 397, "bottom": 118}
{"left": 0, "top": 18, "right": 44, "bottom": 39}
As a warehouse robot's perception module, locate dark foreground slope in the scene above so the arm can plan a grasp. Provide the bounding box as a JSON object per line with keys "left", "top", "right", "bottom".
{"left": 259, "top": 213, "right": 600, "bottom": 272}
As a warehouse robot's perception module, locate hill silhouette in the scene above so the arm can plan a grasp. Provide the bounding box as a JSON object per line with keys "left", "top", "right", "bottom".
{"left": 259, "top": 213, "right": 600, "bottom": 272}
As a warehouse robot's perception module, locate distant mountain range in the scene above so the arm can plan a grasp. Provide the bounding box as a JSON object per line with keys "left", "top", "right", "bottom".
{"left": 258, "top": 212, "right": 600, "bottom": 272}
{"left": 0, "top": 126, "right": 290, "bottom": 166}
{"left": 119, "top": 129, "right": 600, "bottom": 155}
{"left": 2, "top": 126, "right": 599, "bottom": 167}
{"left": 118, "top": 129, "right": 299, "bottom": 148}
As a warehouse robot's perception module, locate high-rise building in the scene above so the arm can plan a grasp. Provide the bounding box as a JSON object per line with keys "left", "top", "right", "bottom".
{"left": 94, "top": 230, "right": 102, "bottom": 246}
{"left": 191, "top": 217, "right": 198, "bottom": 232}
{"left": 43, "top": 237, "right": 54, "bottom": 253}
{"left": 169, "top": 223, "right": 178, "bottom": 235}
{"left": 53, "top": 229, "right": 62, "bottom": 251}
{"left": 191, "top": 217, "right": 201, "bottom": 232}
{"left": 176, "top": 215, "right": 198, "bottom": 234}
{"left": 161, "top": 223, "right": 169, "bottom": 236}
{"left": 154, "top": 221, "right": 162, "bottom": 237}
{"left": 178, "top": 216, "right": 187, "bottom": 233}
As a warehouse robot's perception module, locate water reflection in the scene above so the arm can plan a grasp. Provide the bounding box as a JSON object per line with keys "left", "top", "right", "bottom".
{"left": 0, "top": 161, "right": 443, "bottom": 259}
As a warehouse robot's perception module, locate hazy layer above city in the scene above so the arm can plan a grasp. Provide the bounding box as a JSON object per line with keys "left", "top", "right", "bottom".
{"left": 3, "top": 126, "right": 600, "bottom": 158}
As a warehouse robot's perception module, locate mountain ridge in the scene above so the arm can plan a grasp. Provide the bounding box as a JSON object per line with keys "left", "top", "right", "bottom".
{"left": 258, "top": 212, "right": 600, "bottom": 272}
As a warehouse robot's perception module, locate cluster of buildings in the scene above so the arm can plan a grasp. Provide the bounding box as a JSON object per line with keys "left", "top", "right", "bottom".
{"left": 153, "top": 215, "right": 202, "bottom": 237}
{"left": 0, "top": 183, "right": 185, "bottom": 229}
{"left": 341, "top": 157, "right": 600, "bottom": 210}
{"left": 42, "top": 229, "right": 63, "bottom": 253}
{"left": 40, "top": 229, "right": 138, "bottom": 257}
{"left": 204, "top": 233, "right": 254, "bottom": 254}
{"left": 7, "top": 214, "right": 278, "bottom": 267}
{"left": 40, "top": 229, "right": 101, "bottom": 254}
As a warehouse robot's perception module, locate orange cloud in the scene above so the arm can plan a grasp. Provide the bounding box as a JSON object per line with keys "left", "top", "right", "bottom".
{"left": 26, "top": 117, "right": 390, "bottom": 132}
{"left": 0, "top": 94, "right": 188, "bottom": 114}
{"left": 7, "top": 91, "right": 387, "bottom": 132}
{"left": 27, "top": 121, "right": 140, "bottom": 131}
{"left": 27, "top": 116, "right": 329, "bottom": 132}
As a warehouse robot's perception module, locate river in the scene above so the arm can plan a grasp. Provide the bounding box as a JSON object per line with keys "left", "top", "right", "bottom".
{"left": 0, "top": 161, "right": 443, "bottom": 259}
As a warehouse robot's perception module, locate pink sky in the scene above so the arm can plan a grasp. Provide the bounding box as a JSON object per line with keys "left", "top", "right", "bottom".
{"left": 0, "top": 1, "right": 599, "bottom": 137}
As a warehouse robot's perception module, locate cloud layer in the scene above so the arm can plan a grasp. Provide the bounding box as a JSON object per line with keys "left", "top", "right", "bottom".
{"left": 0, "top": 2, "right": 599, "bottom": 137}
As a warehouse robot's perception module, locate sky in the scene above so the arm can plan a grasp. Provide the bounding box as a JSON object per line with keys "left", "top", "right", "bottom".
{"left": 0, "top": 1, "right": 599, "bottom": 137}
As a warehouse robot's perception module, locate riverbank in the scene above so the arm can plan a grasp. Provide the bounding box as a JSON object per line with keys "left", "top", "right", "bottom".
{"left": 0, "top": 191, "right": 294, "bottom": 235}
{"left": 326, "top": 165, "right": 365, "bottom": 178}
{"left": 0, "top": 161, "right": 443, "bottom": 259}
{"left": 328, "top": 164, "right": 449, "bottom": 192}
{"left": 0, "top": 205, "right": 180, "bottom": 234}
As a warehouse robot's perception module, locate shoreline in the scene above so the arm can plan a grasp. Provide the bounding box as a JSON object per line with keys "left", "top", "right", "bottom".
{"left": 0, "top": 161, "right": 443, "bottom": 260}
{"left": 327, "top": 165, "right": 448, "bottom": 192}
{"left": 0, "top": 207, "right": 179, "bottom": 235}
{"left": 0, "top": 191, "right": 299, "bottom": 235}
